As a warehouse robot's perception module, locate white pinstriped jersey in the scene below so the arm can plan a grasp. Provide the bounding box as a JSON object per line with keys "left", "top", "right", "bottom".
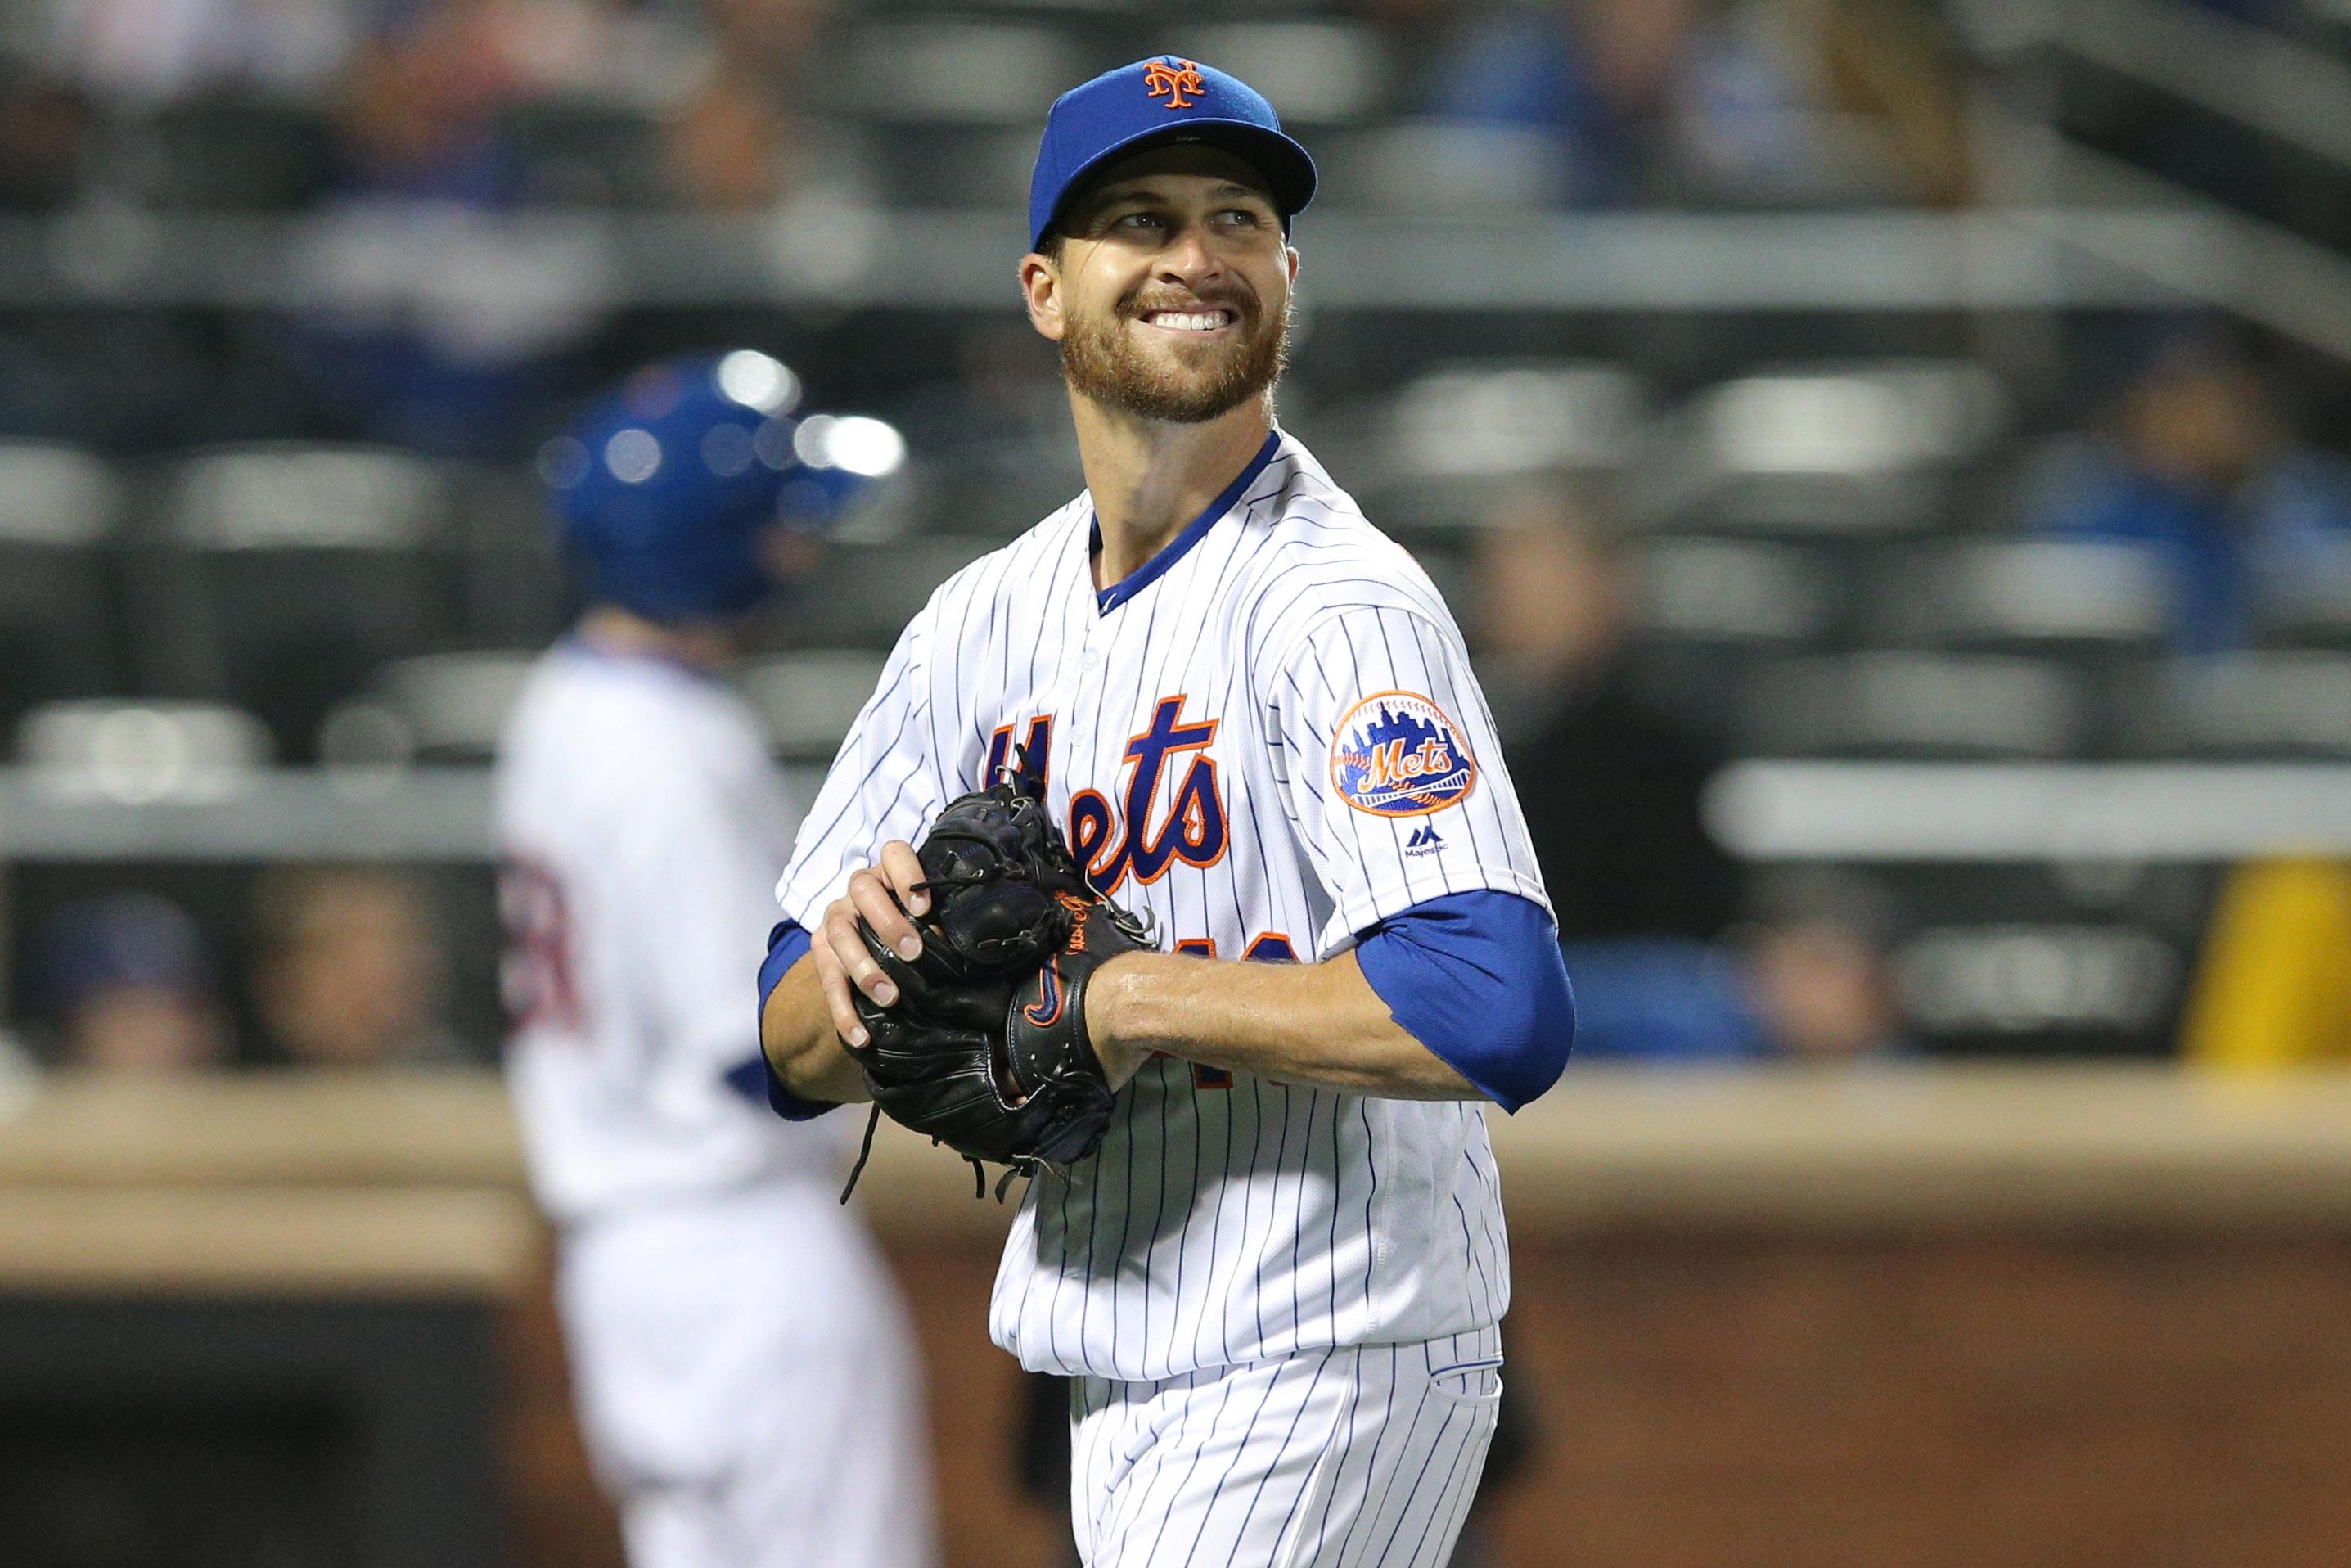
{"left": 501, "top": 645, "right": 847, "bottom": 1224}
{"left": 776, "top": 431, "right": 1551, "bottom": 1381}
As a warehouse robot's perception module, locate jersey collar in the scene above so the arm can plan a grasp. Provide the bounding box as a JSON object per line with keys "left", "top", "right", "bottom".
{"left": 1089, "top": 430, "right": 1281, "bottom": 615}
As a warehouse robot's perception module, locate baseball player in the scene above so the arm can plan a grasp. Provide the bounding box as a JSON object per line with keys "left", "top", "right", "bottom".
{"left": 757, "top": 59, "right": 1576, "bottom": 1568}
{"left": 498, "top": 353, "right": 936, "bottom": 1568}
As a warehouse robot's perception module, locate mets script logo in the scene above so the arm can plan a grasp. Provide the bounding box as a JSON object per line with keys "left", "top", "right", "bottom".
{"left": 1331, "top": 692, "right": 1476, "bottom": 818}
{"left": 981, "top": 700, "right": 1227, "bottom": 896}
{"left": 1143, "top": 58, "right": 1206, "bottom": 110}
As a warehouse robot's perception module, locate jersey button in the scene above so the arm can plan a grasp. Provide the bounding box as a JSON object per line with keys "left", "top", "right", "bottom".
{"left": 1082, "top": 649, "right": 1101, "bottom": 670}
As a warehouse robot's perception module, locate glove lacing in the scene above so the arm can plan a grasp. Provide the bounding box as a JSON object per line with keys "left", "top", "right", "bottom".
{"left": 837, "top": 1107, "right": 1051, "bottom": 1205}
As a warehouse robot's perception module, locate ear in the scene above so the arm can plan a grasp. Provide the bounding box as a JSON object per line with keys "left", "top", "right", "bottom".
{"left": 1286, "top": 244, "right": 1300, "bottom": 288}
{"left": 1020, "top": 252, "right": 1065, "bottom": 342}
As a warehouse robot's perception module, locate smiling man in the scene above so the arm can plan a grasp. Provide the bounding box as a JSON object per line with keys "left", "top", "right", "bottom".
{"left": 757, "top": 58, "right": 1576, "bottom": 1566}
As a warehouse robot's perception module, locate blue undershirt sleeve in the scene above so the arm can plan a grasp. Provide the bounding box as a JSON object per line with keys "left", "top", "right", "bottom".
{"left": 734, "top": 920, "right": 840, "bottom": 1121}
{"left": 1353, "top": 890, "right": 1575, "bottom": 1113}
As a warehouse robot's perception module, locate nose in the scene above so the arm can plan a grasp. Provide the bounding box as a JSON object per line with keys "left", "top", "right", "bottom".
{"left": 1155, "top": 219, "right": 1224, "bottom": 290}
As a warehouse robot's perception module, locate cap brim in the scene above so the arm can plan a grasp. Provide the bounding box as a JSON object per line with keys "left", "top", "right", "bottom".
{"left": 1037, "top": 119, "right": 1317, "bottom": 250}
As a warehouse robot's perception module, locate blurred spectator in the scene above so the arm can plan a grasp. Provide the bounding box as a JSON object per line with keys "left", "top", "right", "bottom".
{"left": 0, "top": 57, "right": 88, "bottom": 212}
{"left": 1422, "top": 0, "right": 1971, "bottom": 208}
{"left": 35, "top": 891, "right": 229, "bottom": 1071}
{"left": 43, "top": 0, "right": 354, "bottom": 103}
{"left": 332, "top": 1, "right": 527, "bottom": 203}
{"left": 290, "top": 0, "right": 599, "bottom": 456}
{"left": 2020, "top": 329, "right": 2351, "bottom": 654}
{"left": 1741, "top": 867, "right": 1905, "bottom": 1059}
{"left": 1473, "top": 483, "right": 1741, "bottom": 942}
{"left": 250, "top": 864, "right": 462, "bottom": 1066}
{"left": 664, "top": 0, "right": 821, "bottom": 209}
{"left": 1563, "top": 869, "right": 1907, "bottom": 1061}
{"left": 1469, "top": 487, "right": 1915, "bottom": 1062}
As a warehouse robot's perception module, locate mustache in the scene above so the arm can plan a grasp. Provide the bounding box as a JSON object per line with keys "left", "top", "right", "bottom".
{"left": 1115, "top": 284, "right": 1261, "bottom": 323}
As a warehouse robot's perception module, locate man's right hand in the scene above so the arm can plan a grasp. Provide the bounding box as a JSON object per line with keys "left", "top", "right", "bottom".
{"left": 809, "top": 840, "right": 930, "bottom": 1048}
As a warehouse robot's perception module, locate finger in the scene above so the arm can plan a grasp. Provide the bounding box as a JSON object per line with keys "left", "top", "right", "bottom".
{"left": 850, "top": 866, "right": 924, "bottom": 962}
{"left": 808, "top": 927, "right": 870, "bottom": 1047}
{"left": 880, "top": 840, "right": 930, "bottom": 917}
{"left": 825, "top": 901, "right": 900, "bottom": 1011}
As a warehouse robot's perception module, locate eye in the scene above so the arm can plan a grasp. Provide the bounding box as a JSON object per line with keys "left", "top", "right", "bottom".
{"left": 1116, "top": 211, "right": 1167, "bottom": 232}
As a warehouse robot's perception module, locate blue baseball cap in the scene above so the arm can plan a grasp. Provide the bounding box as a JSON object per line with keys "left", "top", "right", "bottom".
{"left": 539, "top": 351, "right": 905, "bottom": 623}
{"left": 1029, "top": 56, "right": 1317, "bottom": 252}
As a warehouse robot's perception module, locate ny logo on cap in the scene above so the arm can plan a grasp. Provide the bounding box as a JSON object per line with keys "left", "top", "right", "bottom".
{"left": 1142, "top": 58, "right": 1206, "bottom": 110}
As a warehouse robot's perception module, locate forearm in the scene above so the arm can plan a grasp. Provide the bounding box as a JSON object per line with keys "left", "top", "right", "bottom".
{"left": 1084, "top": 949, "right": 1480, "bottom": 1101}
{"left": 759, "top": 957, "right": 871, "bottom": 1105}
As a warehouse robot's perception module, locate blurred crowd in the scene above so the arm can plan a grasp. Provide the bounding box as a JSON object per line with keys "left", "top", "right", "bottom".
{"left": 0, "top": 0, "right": 1980, "bottom": 453}
{"left": 1, "top": 866, "right": 466, "bottom": 1079}
{"left": 0, "top": 0, "right": 2347, "bottom": 1079}
{"left": 2, "top": 0, "right": 1975, "bottom": 211}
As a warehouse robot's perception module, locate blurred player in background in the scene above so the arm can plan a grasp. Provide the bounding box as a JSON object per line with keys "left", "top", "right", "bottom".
{"left": 496, "top": 351, "right": 936, "bottom": 1568}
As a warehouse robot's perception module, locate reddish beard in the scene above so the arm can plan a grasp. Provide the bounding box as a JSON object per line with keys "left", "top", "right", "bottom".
{"left": 1059, "top": 282, "right": 1289, "bottom": 424}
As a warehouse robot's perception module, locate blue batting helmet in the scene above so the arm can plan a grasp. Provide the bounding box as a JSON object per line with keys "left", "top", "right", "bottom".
{"left": 538, "top": 350, "right": 906, "bottom": 623}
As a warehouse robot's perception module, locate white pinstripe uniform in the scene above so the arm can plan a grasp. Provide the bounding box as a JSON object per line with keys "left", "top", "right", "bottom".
{"left": 500, "top": 645, "right": 937, "bottom": 1568}
{"left": 777, "top": 430, "right": 1549, "bottom": 1566}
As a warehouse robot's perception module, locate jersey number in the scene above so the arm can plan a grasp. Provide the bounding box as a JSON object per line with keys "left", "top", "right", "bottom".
{"left": 1169, "top": 933, "right": 1299, "bottom": 1089}
{"left": 498, "top": 857, "right": 582, "bottom": 1034}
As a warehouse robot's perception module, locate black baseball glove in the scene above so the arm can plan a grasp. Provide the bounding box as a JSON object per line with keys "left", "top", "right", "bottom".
{"left": 839, "top": 775, "right": 1153, "bottom": 1200}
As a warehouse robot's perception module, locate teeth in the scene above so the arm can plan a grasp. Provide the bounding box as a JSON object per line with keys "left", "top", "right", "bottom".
{"left": 1146, "top": 311, "right": 1228, "bottom": 331}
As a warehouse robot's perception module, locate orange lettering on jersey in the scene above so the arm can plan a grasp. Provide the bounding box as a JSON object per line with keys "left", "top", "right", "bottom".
{"left": 1364, "top": 736, "right": 1457, "bottom": 789}
{"left": 1142, "top": 59, "right": 1206, "bottom": 110}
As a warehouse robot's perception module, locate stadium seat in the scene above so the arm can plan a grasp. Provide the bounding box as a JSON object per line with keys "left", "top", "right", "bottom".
{"left": 100, "top": 97, "right": 335, "bottom": 211}
{"left": 453, "top": 466, "right": 570, "bottom": 653}
{"left": 0, "top": 443, "right": 121, "bottom": 735}
{"left": 1619, "top": 539, "right": 1842, "bottom": 742}
{"left": 865, "top": 124, "right": 1040, "bottom": 208}
{"left": 1890, "top": 919, "right": 2186, "bottom": 1058}
{"left": 826, "top": 23, "right": 1081, "bottom": 125}
{"left": 2256, "top": 543, "right": 2351, "bottom": 651}
{"left": 1879, "top": 538, "right": 2172, "bottom": 653}
{"left": 1319, "top": 121, "right": 1571, "bottom": 214}
{"left": 155, "top": 445, "right": 458, "bottom": 761}
{"left": 1633, "top": 538, "right": 1839, "bottom": 647}
{"left": 15, "top": 699, "right": 272, "bottom": 804}
{"left": 736, "top": 650, "right": 891, "bottom": 763}
{"left": 1655, "top": 361, "right": 2011, "bottom": 535}
{"left": 1368, "top": 363, "right": 1647, "bottom": 529}
{"left": 1182, "top": 23, "right": 1388, "bottom": 126}
{"left": 781, "top": 535, "right": 998, "bottom": 649}
{"left": 2161, "top": 653, "right": 2351, "bottom": 758}
{"left": 1386, "top": 363, "right": 1647, "bottom": 482}
{"left": 500, "top": 97, "right": 670, "bottom": 208}
{"left": 1739, "top": 651, "right": 2089, "bottom": 759}
{"left": 371, "top": 651, "right": 541, "bottom": 764}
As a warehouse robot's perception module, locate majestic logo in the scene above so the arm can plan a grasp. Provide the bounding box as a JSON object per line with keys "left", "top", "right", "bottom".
{"left": 1331, "top": 692, "right": 1477, "bottom": 818}
{"left": 1405, "top": 823, "right": 1445, "bottom": 855}
{"left": 1142, "top": 58, "right": 1206, "bottom": 110}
